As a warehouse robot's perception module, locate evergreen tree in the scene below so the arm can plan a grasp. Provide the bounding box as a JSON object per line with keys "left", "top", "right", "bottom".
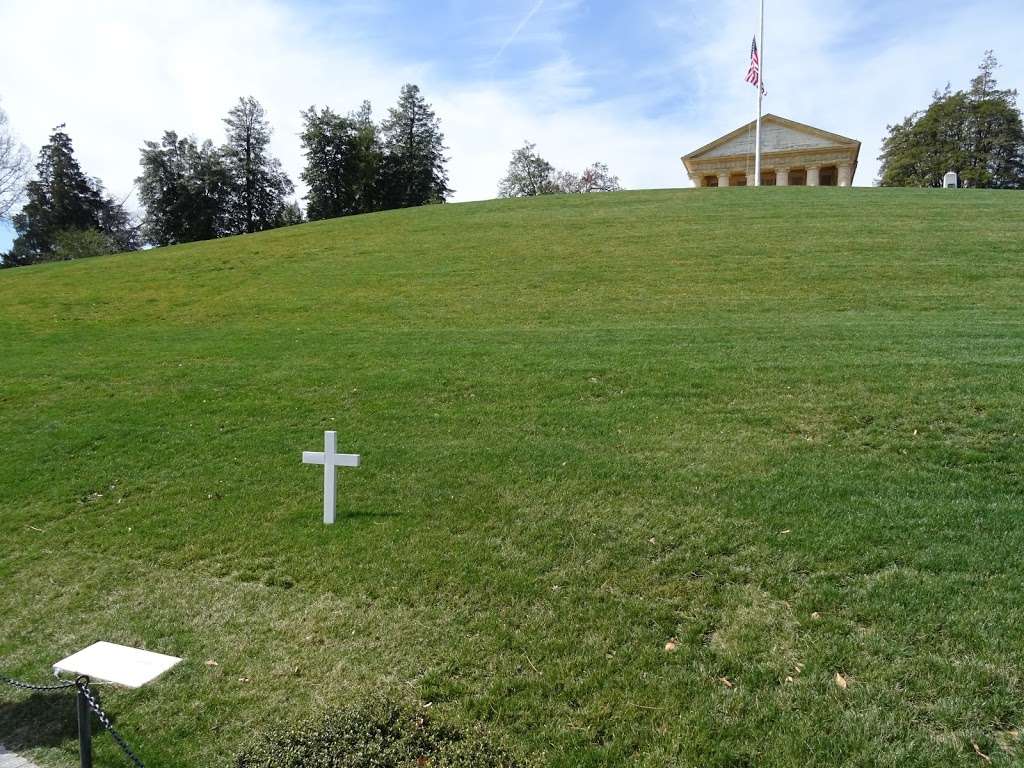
{"left": 5, "top": 125, "right": 138, "bottom": 266}
{"left": 300, "top": 101, "right": 381, "bottom": 220}
{"left": 137, "top": 131, "right": 232, "bottom": 245}
{"left": 379, "top": 85, "right": 450, "bottom": 208}
{"left": 879, "top": 52, "right": 1024, "bottom": 188}
{"left": 222, "top": 97, "right": 294, "bottom": 234}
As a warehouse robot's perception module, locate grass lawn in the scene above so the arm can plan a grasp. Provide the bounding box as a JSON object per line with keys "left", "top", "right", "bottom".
{"left": 1, "top": 187, "right": 1023, "bottom": 767}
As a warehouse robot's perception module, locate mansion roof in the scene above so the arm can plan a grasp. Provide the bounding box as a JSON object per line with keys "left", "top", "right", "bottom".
{"left": 682, "top": 115, "right": 861, "bottom": 183}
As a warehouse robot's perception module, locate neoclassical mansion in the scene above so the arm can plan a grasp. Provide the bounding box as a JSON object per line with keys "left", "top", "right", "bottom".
{"left": 682, "top": 115, "right": 861, "bottom": 187}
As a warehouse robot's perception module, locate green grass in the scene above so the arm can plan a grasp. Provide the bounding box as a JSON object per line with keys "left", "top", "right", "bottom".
{"left": 1, "top": 187, "right": 1023, "bottom": 767}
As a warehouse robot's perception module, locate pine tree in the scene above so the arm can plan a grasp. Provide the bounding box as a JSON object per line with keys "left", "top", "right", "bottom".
{"left": 379, "top": 85, "right": 450, "bottom": 208}
{"left": 300, "top": 101, "right": 382, "bottom": 221}
{"left": 137, "top": 131, "right": 232, "bottom": 245}
{"left": 6, "top": 125, "right": 138, "bottom": 265}
{"left": 222, "top": 97, "right": 294, "bottom": 234}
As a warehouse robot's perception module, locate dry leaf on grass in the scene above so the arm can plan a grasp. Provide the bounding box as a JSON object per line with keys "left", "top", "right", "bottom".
{"left": 205, "top": 659, "right": 219, "bottom": 667}
{"left": 664, "top": 638, "right": 678, "bottom": 652}
{"left": 834, "top": 672, "right": 848, "bottom": 689}
{"left": 971, "top": 742, "right": 991, "bottom": 763}
{"left": 718, "top": 676, "right": 734, "bottom": 688}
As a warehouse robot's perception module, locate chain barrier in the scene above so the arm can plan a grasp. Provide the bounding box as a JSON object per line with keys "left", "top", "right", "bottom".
{"left": 2, "top": 675, "right": 77, "bottom": 691}
{"left": 2, "top": 673, "right": 145, "bottom": 768}
{"left": 73, "top": 676, "right": 146, "bottom": 768}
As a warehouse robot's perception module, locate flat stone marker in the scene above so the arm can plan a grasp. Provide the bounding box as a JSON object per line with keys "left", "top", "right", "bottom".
{"left": 53, "top": 641, "right": 182, "bottom": 688}
{"left": 302, "top": 430, "right": 360, "bottom": 524}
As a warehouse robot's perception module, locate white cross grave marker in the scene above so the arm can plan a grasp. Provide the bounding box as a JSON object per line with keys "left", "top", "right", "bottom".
{"left": 302, "top": 430, "right": 360, "bottom": 524}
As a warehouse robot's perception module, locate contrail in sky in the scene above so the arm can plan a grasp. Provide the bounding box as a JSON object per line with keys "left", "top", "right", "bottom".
{"left": 490, "top": 0, "right": 545, "bottom": 65}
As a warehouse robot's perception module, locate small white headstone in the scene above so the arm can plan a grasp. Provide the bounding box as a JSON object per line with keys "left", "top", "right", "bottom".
{"left": 944, "top": 171, "right": 958, "bottom": 189}
{"left": 53, "top": 641, "right": 182, "bottom": 688}
{"left": 302, "top": 430, "right": 360, "bottom": 524}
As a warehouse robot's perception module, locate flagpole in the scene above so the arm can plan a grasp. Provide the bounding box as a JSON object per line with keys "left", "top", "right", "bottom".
{"left": 754, "top": 0, "right": 764, "bottom": 186}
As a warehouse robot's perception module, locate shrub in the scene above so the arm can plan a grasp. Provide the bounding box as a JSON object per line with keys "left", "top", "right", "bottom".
{"left": 234, "top": 697, "right": 532, "bottom": 768}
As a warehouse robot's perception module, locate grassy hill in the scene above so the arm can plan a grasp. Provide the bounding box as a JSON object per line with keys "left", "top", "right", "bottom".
{"left": 1, "top": 188, "right": 1023, "bottom": 767}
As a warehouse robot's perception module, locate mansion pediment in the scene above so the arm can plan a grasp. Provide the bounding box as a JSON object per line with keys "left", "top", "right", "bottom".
{"left": 682, "top": 115, "right": 861, "bottom": 187}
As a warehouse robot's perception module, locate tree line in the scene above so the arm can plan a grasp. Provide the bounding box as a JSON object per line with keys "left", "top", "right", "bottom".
{"left": 0, "top": 83, "right": 450, "bottom": 267}
{"left": 2, "top": 52, "right": 1020, "bottom": 267}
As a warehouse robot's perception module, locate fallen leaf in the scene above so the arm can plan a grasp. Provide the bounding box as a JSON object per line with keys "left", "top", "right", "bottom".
{"left": 785, "top": 676, "right": 794, "bottom": 684}
{"left": 238, "top": 676, "right": 249, "bottom": 683}
{"left": 972, "top": 742, "right": 991, "bottom": 763}
{"left": 205, "top": 659, "right": 219, "bottom": 667}
{"left": 664, "top": 639, "right": 678, "bottom": 653}
{"left": 780, "top": 529, "right": 791, "bottom": 535}
{"left": 811, "top": 612, "right": 822, "bottom": 620}
{"left": 718, "top": 676, "right": 734, "bottom": 688}
{"left": 834, "top": 672, "right": 848, "bottom": 690}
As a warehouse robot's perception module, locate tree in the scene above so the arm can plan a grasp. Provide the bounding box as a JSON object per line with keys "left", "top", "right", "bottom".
{"left": 499, "top": 144, "right": 623, "bottom": 197}
{"left": 222, "top": 96, "right": 294, "bottom": 234}
{"left": 137, "top": 131, "right": 232, "bottom": 245}
{"left": 300, "top": 101, "right": 382, "bottom": 220}
{"left": 4, "top": 125, "right": 138, "bottom": 266}
{"left": 554, "top": 162, "right": 623, "bottom": 194}
{"left": 0, "top": 103, "right": 31, "bottom": 221}
{"left": 278, "top": 200, "right": 304, "bottom": 227}
{"left": 879, "top": 52, "right": 1024, "bottom": 188}
{"left": 379, "top": 84, "right": 450, "bottom": 208}
{"left": 498, "top": 142, "right": 557, "bottom": 197}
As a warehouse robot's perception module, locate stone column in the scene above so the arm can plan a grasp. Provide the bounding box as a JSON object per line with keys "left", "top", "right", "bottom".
{"left": 838, "top": 163, "right": 853, "bottom": 187}
{"left": 717, "top": 173, "right": 730, "bottom": 188}
{"left": 806, "top": 165, "right": 821, "bottom": 187}
{"left": 776, "top": 168, "right": 789, "bottom": 187}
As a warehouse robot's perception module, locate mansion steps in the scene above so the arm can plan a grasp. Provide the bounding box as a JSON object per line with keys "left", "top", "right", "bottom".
{"left": 682, "top": 115, "right": 861, "bottom": 187}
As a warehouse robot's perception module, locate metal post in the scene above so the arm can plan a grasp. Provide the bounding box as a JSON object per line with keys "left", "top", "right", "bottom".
{"left": 754, "top": 0, "right": 764, "bottom": 186}
{"left": 77, "top": 687, "right": 93, "bottom": 768}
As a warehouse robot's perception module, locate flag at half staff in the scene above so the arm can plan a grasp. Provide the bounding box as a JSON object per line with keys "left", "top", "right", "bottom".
{"left": 745, "top": 36, "right": 766, "bottom": 95}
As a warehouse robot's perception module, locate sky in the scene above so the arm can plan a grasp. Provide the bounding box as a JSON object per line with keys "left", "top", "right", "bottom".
{"left": 0, "top": 0, "right": 1022, "bottom": 251}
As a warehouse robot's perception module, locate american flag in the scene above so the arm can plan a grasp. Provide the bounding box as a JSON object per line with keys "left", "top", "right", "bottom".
{"left": 745, "top": 36, "right": 765, "bottom": 95}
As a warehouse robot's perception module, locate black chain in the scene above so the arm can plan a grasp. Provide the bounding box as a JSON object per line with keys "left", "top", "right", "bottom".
{"left": 2, "top": 675, "right": 77, "bottom": 691}
{"left": 74, "top": 676, "right": 146, "bottom": 768}
{"left": 2, "top": 673, "right": 145, "bottom": 768}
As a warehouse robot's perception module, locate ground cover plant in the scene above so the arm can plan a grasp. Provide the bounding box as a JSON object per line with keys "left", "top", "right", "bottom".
{"left": 234, "top": 696, "right": 530, "bottom": 767}
{"left": 1, "top": 187, "right": 1023, "bottom": 766}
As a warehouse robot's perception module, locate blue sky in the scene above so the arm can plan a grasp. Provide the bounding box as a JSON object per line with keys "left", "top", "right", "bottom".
{"left": 1, "top": 0, "right": 1022, "bottom": 251}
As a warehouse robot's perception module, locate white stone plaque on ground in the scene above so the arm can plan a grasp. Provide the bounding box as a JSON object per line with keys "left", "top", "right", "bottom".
{"left": 53, "top": 641, "right": 182, "bottom": 688}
